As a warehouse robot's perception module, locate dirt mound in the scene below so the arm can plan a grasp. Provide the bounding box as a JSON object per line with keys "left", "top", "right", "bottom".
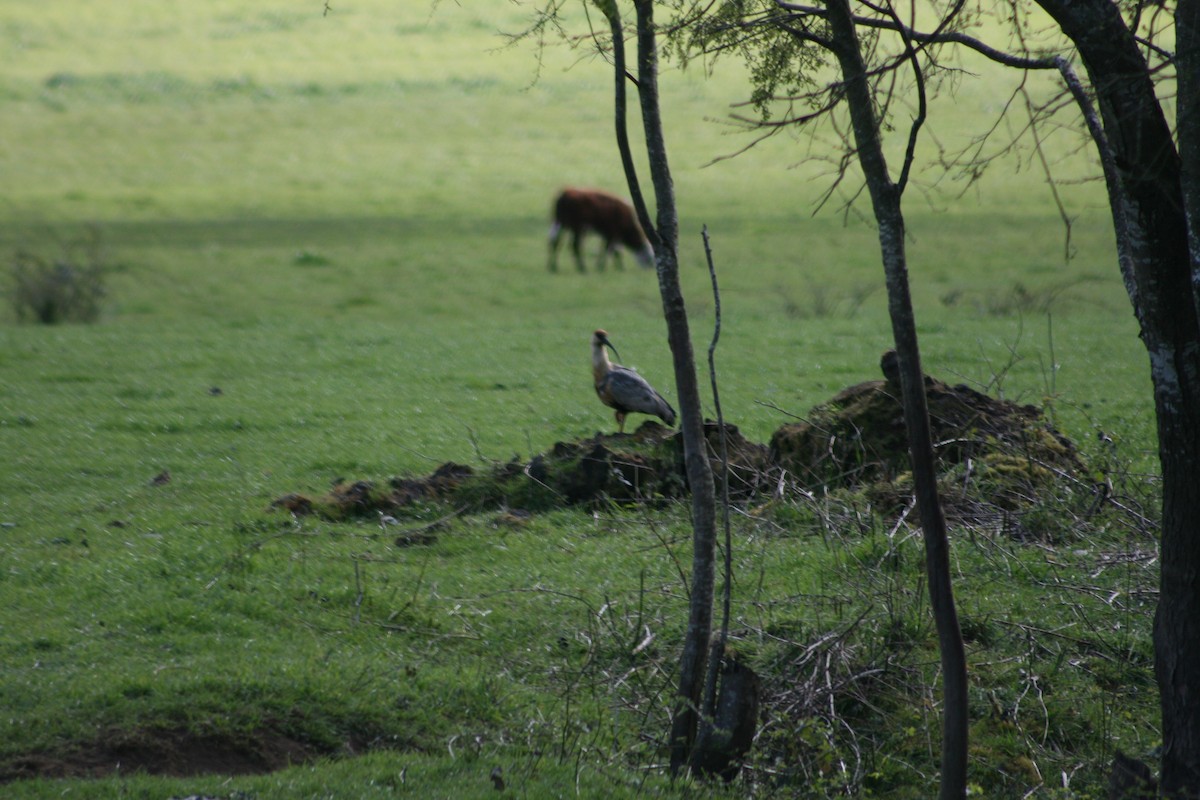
{"left": 275, "top": 421, "right": 771, "bottom": 520}
{"left": 769, "top": 350, "right": 1087, "bottom": 512}
{"left": 526, "top": 420, "right": 770, "bottom": 505}
{"left": 272, "top": 462, "right": 475, "bottom": 519}
{"left": 273, "top": 351, "right": 1088, "bottom": 525}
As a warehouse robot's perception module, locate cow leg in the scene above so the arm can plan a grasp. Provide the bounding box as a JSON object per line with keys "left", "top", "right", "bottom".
{"left": 571, "top": 231, "right": 586, "bottom": 272}
{"left": 611, "top": 245, "right": 624, "bottom": 271}
{"left": 547, "top": 223, "right": 562, "bottom": 272}
{"left": 596, "top": 241, "right": 609, "bottom": 272}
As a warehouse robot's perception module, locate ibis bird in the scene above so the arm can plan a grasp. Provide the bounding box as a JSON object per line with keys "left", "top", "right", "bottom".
{"left": 591, "top": 329, "right": 677, "bottom": 433}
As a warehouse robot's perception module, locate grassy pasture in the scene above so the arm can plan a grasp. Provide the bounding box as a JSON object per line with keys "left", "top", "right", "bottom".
{"left": 0, "top": 1, "right": 1161, "bottom": 798}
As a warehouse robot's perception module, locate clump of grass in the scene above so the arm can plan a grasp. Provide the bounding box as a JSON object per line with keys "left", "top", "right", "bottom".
{"left": 940, "top": 279, "right": 1083, "bottom": 317}
{"left": 292, "top": 249, "right": 332, "bottom": 267}
{"left": 8, "top": 229, "right": 107, "bottom": 324}
{"left": 781, "top": 280, "right": 877, "bottom": 319}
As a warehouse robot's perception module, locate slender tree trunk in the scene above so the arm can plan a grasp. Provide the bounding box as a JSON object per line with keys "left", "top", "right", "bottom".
{"left": 1032, "top": 0, "right": 1200, "bottom": 793}
{"left": 821, "top": 0, "right": 968, "bottom": 796}
{"left": 597, "top": 0, "right": 651, "bottom": 239}
{"left": 598, "top": 0, "right": 719, "bottom": 775}
{"left": 633, "top": 0, "right": 719, "bottom": 771}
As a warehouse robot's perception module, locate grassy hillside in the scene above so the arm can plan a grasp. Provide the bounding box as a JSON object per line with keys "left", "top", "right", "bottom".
{"left": 0, "top": 1, "right": 1160, "bottom": 797}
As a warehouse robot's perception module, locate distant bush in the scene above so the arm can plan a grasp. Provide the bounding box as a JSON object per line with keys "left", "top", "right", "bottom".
{"left": 8, "top": 229, "right": 107, "bottom": 324}
{"left": 292, "top": 249, "right": 332, "bottom": 267}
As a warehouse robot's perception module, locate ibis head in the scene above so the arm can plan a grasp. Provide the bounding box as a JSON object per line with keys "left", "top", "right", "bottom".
{"left": 592, "top": 329, "right": 620, "bottom": 362}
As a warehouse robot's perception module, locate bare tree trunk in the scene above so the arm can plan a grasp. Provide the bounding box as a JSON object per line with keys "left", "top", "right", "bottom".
{"left": 595, "top": 0, "right": 719, "bottom": 776}
{"left": 1032, "top": 0, "right": 1200, "bottom": 793}
{"left": 1179, "top": 0, "right": 1200, "bottom": 319}
{"left": 634, "top": 0, "right": 719, "bottom": 772}
{"left": 597, "top": 0, "right": 651, "bottom": 238}
{"left": 1170, "top": 10, "right": 1200, "bottom": 792}
{"left": 821, "top": 0, "right": 968, "bottom": 796}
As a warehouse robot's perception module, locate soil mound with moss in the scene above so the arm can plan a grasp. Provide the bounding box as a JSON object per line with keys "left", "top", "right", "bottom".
{"left": 274, "top": 351, "right": 1088, "bottom": 524}
{"left": 770, "top": 351, "right": 1089, "bottom": 523}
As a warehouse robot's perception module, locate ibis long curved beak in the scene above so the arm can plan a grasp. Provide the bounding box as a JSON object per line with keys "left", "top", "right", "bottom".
{"left": 598, "top": 333, "right": 620, "bottom": 362}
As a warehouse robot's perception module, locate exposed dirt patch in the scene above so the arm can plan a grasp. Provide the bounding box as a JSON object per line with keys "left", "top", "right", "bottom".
{"left": 272, "top": 461, "right": 475, "bottom": 520}
{"left": 0, "top": 724, "right": 329, "bottom": 783}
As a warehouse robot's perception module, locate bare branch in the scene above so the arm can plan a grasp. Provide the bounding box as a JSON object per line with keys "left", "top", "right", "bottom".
{"left": 1021, "top": 86, "right": 1075, "bottom": 262}
{"left": 593, "top": 1, "right": 657, "bottom": 244}
{"left": 1050, "top": 55, "right": 1140, "bottom": 309}
{"left": 775, "top": 0, "right": 1060, "bottom": 70}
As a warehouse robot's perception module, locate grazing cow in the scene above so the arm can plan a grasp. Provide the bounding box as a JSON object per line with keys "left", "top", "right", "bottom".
{"left": 548, "top": 187, "right": 655, "bottom": 272}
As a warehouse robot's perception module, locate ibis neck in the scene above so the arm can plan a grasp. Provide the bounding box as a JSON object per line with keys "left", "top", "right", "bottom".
{"left": 592, "top": 344, "right": 612, "bottom": 381}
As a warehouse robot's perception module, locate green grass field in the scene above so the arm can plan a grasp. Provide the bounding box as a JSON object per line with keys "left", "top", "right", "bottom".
{"left": 0, "top": 2, "right": 1162, "bottom": 797}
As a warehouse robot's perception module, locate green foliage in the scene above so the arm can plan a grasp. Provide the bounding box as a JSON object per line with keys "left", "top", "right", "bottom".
{"left": 672, "top": 0, "right": 828, "bottom": 121}
{"left": 7, "top": 229, "right": 107, "bottom": 324}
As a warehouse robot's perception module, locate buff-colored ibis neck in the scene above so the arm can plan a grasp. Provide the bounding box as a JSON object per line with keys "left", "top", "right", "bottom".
{"left": 592, "top": 329, "right": 615, "bottom": 383}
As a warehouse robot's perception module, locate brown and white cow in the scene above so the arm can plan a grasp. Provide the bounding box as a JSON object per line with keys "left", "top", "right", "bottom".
{"left": 547, "top": 187, "right": 655, "bottom": 272}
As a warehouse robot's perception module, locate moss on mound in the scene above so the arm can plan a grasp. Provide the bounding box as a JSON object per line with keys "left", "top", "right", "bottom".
{"left": 274, "top": 352, "right": 1091, "bottom": 531}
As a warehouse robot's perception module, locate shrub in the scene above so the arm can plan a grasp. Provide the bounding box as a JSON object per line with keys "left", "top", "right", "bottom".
{"left": 8, "top": 229, "right": 107, "bottom": 324}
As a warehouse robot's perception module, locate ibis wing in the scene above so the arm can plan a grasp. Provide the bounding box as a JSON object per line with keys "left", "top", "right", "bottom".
{"left": 603, "top": 367, "right": 676, "bottom": 426}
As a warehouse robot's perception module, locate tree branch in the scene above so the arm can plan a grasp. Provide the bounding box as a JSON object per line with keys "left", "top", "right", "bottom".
{"left": 593, "top": 0, "right": 657, "bottom": 244}
{"left": 775, "top": 0, "right": 1060, "bottom": 70}
{"left": 700, "top": 225, "right": 733, "bottom": 724}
